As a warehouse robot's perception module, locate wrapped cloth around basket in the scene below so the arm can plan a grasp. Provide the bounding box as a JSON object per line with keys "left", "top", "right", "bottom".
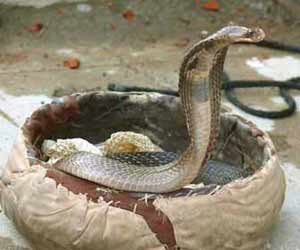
{"left": 0, "top": 92, "right": 286, "bottom": 250}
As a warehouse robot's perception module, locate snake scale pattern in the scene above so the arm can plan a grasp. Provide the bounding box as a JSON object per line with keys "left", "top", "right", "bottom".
{"left": 54, "top": 26, "right": 265, "bottom": 193}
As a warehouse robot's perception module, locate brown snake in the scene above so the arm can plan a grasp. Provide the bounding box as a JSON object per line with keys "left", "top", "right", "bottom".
{"left": 54, "top": 26, "right": 265, "bottom": 193}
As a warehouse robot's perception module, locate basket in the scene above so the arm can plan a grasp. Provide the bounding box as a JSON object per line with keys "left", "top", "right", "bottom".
{"left": 0, "top": 92, "right": 286, "bottom": 250}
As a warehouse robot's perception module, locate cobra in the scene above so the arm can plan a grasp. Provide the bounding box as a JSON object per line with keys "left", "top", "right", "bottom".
{"left": 54, "top": 26, "right": 265, "bottom": 193}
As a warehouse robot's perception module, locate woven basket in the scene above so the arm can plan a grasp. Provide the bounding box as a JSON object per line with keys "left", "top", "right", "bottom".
{"left": 0, "top": 92, "right": 286, "bottom": 250}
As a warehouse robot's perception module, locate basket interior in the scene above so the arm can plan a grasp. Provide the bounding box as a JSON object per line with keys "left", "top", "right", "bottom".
{"left": 35, "top": 92, "right": 267, "bottom": 175}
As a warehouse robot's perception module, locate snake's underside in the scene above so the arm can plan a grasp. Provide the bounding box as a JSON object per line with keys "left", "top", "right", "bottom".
{"left": 54, "top": 26, "right": 265, "bottom": 193}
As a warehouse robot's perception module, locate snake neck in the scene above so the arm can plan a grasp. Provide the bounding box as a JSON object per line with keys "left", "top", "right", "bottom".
{"left": 175, "top": 38, "right": 229, "bottom": 185}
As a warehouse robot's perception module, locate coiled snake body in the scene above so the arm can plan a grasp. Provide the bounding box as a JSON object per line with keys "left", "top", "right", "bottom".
{"left": 54, "top": 26, "right": 265, "bottom": 193}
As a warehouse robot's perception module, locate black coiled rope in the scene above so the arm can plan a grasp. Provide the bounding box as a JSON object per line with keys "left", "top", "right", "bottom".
{"left": 108, "top": 39, "right": 300, "bottom": 119}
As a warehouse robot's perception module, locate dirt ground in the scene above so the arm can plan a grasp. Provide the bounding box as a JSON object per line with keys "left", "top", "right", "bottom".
{"left": 0, "top": 1, "right": 300, "bottom": 249}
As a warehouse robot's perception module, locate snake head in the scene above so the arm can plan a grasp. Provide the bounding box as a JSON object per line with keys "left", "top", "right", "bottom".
{"left": 226, "top": 26, "right": 265, "bottom": 43}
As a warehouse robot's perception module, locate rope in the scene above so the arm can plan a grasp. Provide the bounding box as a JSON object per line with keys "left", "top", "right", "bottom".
{"left": 224, "top": 83, "right": 297, "bottom": 119}
{"left": 108, "top": 39, "right": 300, "bottom": 119}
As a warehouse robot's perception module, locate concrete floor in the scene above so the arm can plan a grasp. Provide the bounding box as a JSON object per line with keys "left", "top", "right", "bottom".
{"left": 0, "top": 1, "right": 300, "bottom": 249}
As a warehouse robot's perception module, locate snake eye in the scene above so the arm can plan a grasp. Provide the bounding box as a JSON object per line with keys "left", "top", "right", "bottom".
{"left": 247, "top": 30, "right": 255, "bottom": 37}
